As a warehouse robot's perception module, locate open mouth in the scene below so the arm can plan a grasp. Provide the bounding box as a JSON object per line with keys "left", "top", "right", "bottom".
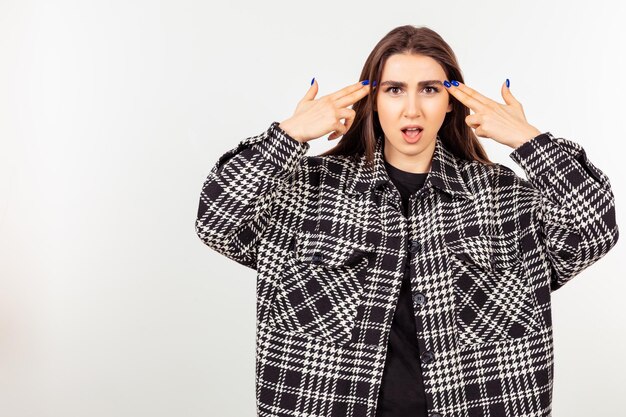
{"left": 401, "top": 128, "right": 423, "bottom": 142}
{"left": 401, "top": 128, "right": 423, "bottom": 138}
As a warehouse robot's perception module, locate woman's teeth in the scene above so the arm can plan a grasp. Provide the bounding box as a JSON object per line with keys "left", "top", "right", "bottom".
{"left": 403, "top": 129, "right": 422, "bottom": 138}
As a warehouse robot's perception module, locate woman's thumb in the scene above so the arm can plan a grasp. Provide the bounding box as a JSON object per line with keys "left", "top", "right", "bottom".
{"left": 501, "top": 78, "right": 518, "bottom": 106}
{"left": 302, "top": 77, "right": 318, "bottom": 101}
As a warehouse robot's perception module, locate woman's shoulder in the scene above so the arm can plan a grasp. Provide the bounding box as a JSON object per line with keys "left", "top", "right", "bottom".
{"left": 283, "top": 154, "right": 357, "bottom": 190}
{"left": 298, "top": 153, "right": 359, "bottom": 173}
{"left": 459, "top": 158, "right": 537, "bottom": 196}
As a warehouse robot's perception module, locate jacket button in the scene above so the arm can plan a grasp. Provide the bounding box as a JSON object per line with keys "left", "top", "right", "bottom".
{"left": 412, "top": 292, "right": 427, "bottom": 306}
{"left": 409, "top": 240, "right": 421, "bottom": 253}
{"left": 311, "top": 252, "right": 323, "bottom": 264}
{"left": 421, "top": 350, "right": 435, "bottom": 364}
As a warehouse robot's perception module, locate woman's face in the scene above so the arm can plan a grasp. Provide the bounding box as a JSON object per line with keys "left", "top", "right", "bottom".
{"left": 375, "top": 52, "right": 452, "bottom": 173}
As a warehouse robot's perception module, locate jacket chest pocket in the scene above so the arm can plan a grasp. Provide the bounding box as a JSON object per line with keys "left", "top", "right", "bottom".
{"left": 269, "top": 230, "right": 375, "bottom": 346}
{"left": 444, "top": 233, "right": 541, "bottom": 347}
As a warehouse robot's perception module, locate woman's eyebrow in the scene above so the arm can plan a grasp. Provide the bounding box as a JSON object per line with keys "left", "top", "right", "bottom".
{"left": 379, "top": 80, "right": 444, "bottom": 88}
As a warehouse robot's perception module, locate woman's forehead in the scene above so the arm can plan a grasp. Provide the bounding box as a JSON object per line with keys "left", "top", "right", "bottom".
{"left": 380, "top": 53, "right": 446, "bottom": 80}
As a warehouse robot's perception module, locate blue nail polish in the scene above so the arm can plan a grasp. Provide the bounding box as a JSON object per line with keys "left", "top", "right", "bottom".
{"left": 506, "top": 78, "right": 510, "bottom": 88}
{"left": 311, "top": 77, "right": 315, "bottom": 85}
{"left": 451, "top": 80, "right": 459, "bottom": 87}
{"left": 361, "top": 80, "right": 370, "bottom": 85}
{"left": 443, "top": 80, "right": 451, "bottom": 88}
{"left": 372, "top": 80, "right": 377, "bottom": 87}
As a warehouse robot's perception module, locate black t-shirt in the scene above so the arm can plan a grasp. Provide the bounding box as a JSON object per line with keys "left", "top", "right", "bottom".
{"left": 375, "top": 160, "right": 429, "bottom": 417}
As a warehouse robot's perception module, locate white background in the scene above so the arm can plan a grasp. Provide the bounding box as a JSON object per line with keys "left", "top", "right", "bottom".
{"left": 1, "top": 1, "right": 624, "bottom": 416}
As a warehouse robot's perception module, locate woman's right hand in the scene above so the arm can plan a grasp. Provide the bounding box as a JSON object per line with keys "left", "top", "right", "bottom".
{"left": 278, "top": 80, "right": 372, "bottom": 143}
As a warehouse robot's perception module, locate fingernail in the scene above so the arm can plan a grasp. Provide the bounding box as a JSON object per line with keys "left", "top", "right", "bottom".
{"left": 311, "top": 77, "right": 315, "bottom": 86}
{"left": 506, "top": 78, "right": 510, "bottom": 88}
{"left": 372, "top": 80, "right": 377, "bottom": 87}
{"left": 450, "top": 80, "right": 459, "bottom": 87}
{"left": 361, "top": 80, "right": 370, "bottom": 85}
{"left": 443, "top": 80, "right": 451, "bottom": 88}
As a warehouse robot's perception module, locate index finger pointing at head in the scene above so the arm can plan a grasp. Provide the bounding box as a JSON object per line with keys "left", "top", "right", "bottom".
{"left": 451, "top": 81, "right": 494, "bottom": 107}
{"left": 327, "top": 80, "right": 370, "bottom": 102}
{"left": 334, "top": 82, "right": 372, "bottom": 108}
{"left": 446, "top": 82, "right": 483, "bottom": 112}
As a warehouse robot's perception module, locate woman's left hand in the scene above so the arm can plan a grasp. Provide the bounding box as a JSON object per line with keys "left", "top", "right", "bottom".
{"left": 444, "top": 80, "right": 542, "bottom": 149}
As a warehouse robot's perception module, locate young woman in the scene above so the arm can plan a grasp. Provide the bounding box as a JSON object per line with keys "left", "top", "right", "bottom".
{"left": 196, "top": 25, "right": 618, "bottom": 417}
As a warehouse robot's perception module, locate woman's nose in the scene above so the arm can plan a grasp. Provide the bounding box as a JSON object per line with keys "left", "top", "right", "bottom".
{"left": 403, "top": 95, "right": 421, "bottom": 117}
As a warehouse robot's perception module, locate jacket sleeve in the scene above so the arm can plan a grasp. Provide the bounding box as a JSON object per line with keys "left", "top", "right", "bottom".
{"left": 509, "top": 132, "right": 619, "bottom": 292}
{"left": 195, "top": 121, "right": 310, "bottom": 270}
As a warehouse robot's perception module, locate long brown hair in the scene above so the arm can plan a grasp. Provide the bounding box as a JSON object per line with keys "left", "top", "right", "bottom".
{"left": 319, "top": 25, "right": 494, "bottom": 168}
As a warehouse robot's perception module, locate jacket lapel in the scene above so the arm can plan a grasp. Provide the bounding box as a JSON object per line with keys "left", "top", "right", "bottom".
{"left": 345, "top": 132, "right": 496, "bottom": 265}
{"left": 346, "top": 133, "right": 475, "bottom": 201}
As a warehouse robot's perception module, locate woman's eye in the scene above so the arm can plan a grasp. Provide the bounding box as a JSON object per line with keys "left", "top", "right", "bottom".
{"left": 385, "top": 86, "right": 440, "bottom": 95}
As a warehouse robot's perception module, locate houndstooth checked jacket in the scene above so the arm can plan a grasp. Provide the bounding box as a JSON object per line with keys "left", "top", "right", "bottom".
{"left": 195, "top": 121, "right": 619, "bottom": 417}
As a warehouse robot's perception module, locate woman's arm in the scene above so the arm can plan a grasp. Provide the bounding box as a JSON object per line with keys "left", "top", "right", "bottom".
{"left": 195, "top": 121, "right": 310, "bottom": 270}
{"left": 509, "top": 132, "right": 619, "bottom": 292}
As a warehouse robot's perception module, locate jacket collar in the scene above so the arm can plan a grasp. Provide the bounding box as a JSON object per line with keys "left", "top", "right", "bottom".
{"left": 346, "top": 133, "right": 475, "bottom": 200}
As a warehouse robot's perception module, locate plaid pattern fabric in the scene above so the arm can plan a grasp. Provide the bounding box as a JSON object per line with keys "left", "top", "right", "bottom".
{"left": 195, "top": 121, "right": 618, "bottom": 417}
